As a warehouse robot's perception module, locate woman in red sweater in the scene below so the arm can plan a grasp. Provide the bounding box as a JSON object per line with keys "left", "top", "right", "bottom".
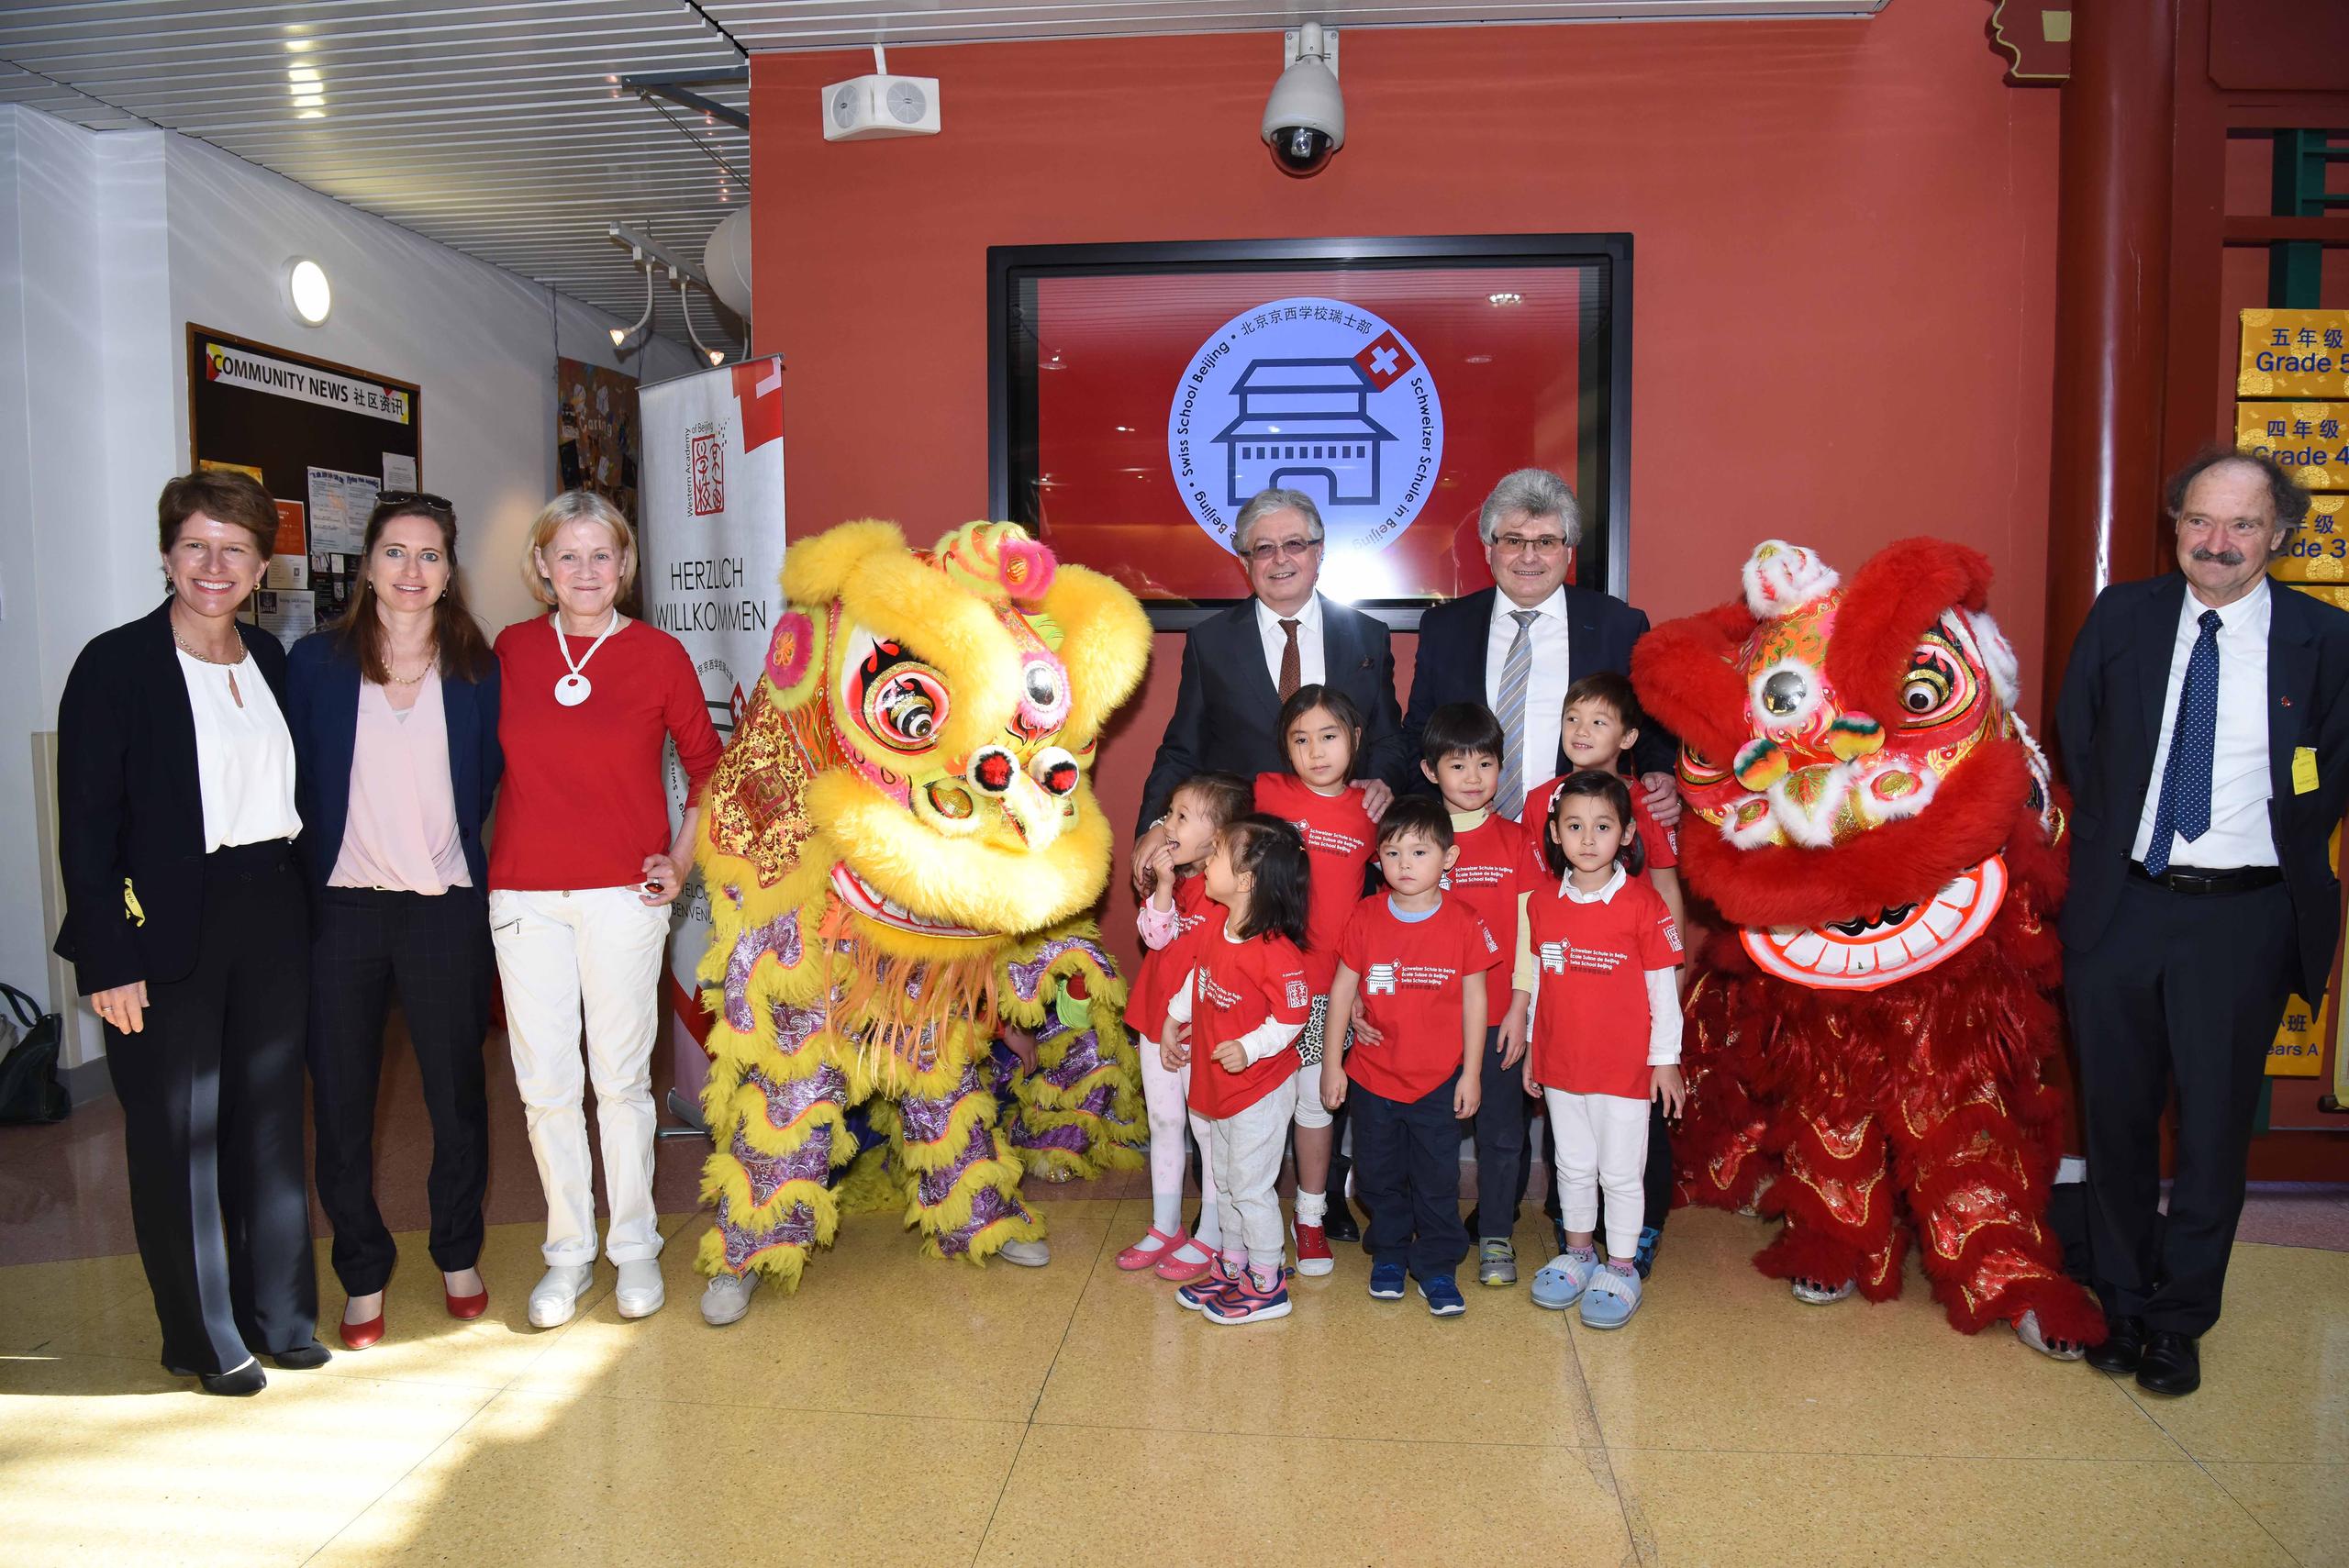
{"left": 489, "top": 491, "right": 723, "bottom": 1329}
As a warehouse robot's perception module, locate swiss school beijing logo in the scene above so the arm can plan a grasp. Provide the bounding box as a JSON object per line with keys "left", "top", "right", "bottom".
{"left": 1168, "top": 297, "right": 1443, "bottom": 569}
{"left": 689, "top": 425, "right": 726, "bottom": 517}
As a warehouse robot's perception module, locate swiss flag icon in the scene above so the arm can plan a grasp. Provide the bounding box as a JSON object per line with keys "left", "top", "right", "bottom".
{"left": 1353, "top": 330, "right": 1415, "bottom": 387}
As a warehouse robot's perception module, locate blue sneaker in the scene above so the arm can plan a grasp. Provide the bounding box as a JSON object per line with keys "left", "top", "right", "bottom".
{"left": 1530, "top": 1250, "right": 1599, "bottom": 1311}
{"left": 1633, "top": 1226, "right": 1662, "bottom": 1279}
{"left": 1579, "top": 1264, "right": 1643, "bottom": 1329}
{"left": 1418, "top": 1274, "right": 1465, "bottom": 1317}
{"left": 1176, "top": 1257, "right": 1242, "bottom": 1313}
{"left": 1366, "top": 1261, "right": 1407, "bottom": 1300}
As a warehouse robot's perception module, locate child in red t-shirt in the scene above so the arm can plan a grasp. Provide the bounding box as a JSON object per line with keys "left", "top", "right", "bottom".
{"left": 1413, "top": 703, "right": 1539, "bottom": 1287}
{"left": 1252, "top": 684, "right": 1377, "bottom": 1277}
{"left": 1321, "top": 796, "right": 1494, "bottom": 1316}
{"left": 1160, "top": 815, "right": 1314, "bottom": 1326}
{"left": 1517, "top": 770, "right": 1686, "bottom": 1331}
{"left": 1517, "top": 670, "right": 1688, "bottom": 1279}
{"left": 1119, "top": 772, "right": 1252, "bottom": 1283}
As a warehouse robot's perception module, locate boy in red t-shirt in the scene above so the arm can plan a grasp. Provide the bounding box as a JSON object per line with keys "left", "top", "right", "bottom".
{"left": 1413, "top": 703, "right": 1541, "bottom": 1289}
{"left": 1321, "top": 795, "right": 1494, "bottom": 1316}
{"left": 1517, "top": 770, "right": 1686, "bottom": 1330}
{"left": 1516, "top": 671, "right": 1687, "bottom": 1279}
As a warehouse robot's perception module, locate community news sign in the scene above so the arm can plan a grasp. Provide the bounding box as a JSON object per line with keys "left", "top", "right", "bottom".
{"left": 639, "top": 358, "right": 786, "bottom": 1104}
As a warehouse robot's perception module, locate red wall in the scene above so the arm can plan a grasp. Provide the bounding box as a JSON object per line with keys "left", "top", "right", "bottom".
{"left": 749, "top": 4, "right": 2061, "bottom": 967}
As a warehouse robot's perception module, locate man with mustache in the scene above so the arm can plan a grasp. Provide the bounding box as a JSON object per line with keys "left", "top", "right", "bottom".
{"left": 2056, "top": 448, "right": 2349, "bottom": 1397}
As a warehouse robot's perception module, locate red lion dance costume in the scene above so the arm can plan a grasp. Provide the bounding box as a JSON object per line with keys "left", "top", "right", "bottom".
{"left": 1633, "top": 538, "right": 2104, "bottom": 1357}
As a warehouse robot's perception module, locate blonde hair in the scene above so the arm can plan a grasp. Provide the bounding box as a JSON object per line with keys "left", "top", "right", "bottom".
{"left": 522, "top": 490, "right": 638, "bottom": 607}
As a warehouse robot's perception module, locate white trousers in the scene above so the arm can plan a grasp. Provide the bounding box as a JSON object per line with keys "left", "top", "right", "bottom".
{"left": 1209, "top": 1077, "right": 1299, "bottom": 1268}
{"left": 1138, "top": 1040, "right": 1220, "bottom": 1244}
{"left": 1544, "top": 1087, "right": 1650, "bottom": 1262}
{"left": 489, "top": 885, "right": 670, "bottom": 1267}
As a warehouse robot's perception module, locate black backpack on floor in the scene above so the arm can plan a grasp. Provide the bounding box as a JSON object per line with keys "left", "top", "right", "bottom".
{"left": 0, "top": 983, "right": 69, "bottom": 1125}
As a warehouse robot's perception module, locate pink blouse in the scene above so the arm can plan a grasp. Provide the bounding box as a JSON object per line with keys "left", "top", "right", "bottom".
{"left": 328, "top": 669, "right": 472, "bottom": 895}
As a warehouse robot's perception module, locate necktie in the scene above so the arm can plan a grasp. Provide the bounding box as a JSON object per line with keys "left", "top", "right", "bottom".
{"left": 1277, "top": 617, "right": 1302, "bottom": 704}
{"left": 1496, "top": 608, "right": 1541, "bottom": 820}
{"left": 2144, "top": 608, "right": 2223, "bottom": 877}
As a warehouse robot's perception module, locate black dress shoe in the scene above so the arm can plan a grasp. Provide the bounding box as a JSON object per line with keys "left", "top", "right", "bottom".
{"left": 272, "top": 1340, "right": 332, "bottom": 1371}
{"left": 2135, "top": 1331, "right": 2200, "bottom": 1396}
{"left": 1323, "top": 1200, "right": 1361, "bottom": 1244}
{"left": 165, "top": 1359, "right": 268, "bottom": 1396}
{"left": 2084, "top": 1314, "right": 2147, "bottom": 1374}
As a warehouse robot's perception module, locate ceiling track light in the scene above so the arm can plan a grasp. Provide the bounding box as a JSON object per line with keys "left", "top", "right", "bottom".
{"left": 676, "top": 273, "right": 728, "bottom": 366}
{"left": 608, "top": 249, "right": 655, "bottom": 349}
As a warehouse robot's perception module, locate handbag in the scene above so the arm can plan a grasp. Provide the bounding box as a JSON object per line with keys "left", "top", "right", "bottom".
{"left": 0, "top": 982, "right": 69, "bottom": 1125}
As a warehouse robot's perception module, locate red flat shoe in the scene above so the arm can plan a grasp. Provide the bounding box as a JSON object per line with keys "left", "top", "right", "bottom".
{"left": 340, "top": 1308, "right": 385, "bottom": 1351}
{"left": 445, "top": 1287, "right": 490, "bottom": 1320}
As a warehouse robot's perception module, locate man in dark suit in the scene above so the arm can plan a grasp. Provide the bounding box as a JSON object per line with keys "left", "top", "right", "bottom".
{"left": 1131, "top": 486, "right": 1408, "bottom": 848}
{"left": 1402, "top": 469, "right": 1679, "bottom": 820}
{"left": 2057, "top": 449, "right": 2349, "bottom": 1398}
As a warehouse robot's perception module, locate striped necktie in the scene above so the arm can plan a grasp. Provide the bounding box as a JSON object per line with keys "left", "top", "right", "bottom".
{"left": 1496, "top": 608, "right": 1541, "bottom": 820}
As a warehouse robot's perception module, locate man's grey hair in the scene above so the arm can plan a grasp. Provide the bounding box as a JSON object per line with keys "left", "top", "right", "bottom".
{"left": 1234, "top": 487, "right": 1326, "bottom": 553}
{"left": 1477, "top": 468, "right": 1583, "bottom": 549}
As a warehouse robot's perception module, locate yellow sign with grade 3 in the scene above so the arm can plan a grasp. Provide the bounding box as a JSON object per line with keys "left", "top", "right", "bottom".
{"left": 2270, "top": 494, "right": 2349, "bottom": 614}
{"left": 2240, "top": 309, "right": 2349, "bottom": 399}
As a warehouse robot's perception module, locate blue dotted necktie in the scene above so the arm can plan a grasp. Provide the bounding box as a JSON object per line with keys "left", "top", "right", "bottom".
{"left": 2144, "top": 609, "right": 2222, "bottom": 876}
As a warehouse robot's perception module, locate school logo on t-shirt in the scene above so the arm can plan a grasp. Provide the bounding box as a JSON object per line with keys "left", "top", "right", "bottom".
{"left": 1364, "top": 962, "right": 1397, "bottom": 995}
{"left": 1540, "top": 940, "right": 1567, "bottom": 974}
{"left": 1286, "top": 978, "right": 1309, "bottom": 1010}
{"left": 1661, "top": 917, "right": 1684, "bottom": 952}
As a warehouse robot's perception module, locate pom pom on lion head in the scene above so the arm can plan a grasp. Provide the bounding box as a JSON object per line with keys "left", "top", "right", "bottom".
{"left": 700, "top": 519, "right": 1152, "bottom": 949}
{"left": 1631, "top": 537, "right": 2058, "bottom": 947}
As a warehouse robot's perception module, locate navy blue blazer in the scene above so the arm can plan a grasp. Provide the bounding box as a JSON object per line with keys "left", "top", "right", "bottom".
{"left": 2054, "top": 573, "right": 2349, "bottom": 999}
{"left": 1402, "top": 584, "right": 1677, "bottom": 787}
{"left": 1136, "top": 594, "right": 1409, "bottom": 830}
{"left": 284, "top": 630, "right": 503, "bottom": 891}
{"left": 54, "top": 599, "right": 294, "bottom": 993}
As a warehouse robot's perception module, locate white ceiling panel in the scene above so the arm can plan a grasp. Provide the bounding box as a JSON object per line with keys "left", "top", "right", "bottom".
{"left": 1, "top": 0, "right": 1881, "bottom": 346}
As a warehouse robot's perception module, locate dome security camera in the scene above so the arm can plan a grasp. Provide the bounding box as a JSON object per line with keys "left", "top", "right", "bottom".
{"left": 1262, "top": 25, "right": 1343, "bottom": 179}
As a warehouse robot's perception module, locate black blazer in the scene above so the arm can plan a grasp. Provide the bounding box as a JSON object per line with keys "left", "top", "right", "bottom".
{"left": 2055, "top": 573, "right": 2349, "bottom": 998}
{"left": 1136, "top": 594, "right": 1408, "bottom": 830}
{"left": 1402, "top": 584, "right": 1677, "bottom": 786}
{"left": 284, "top": 630, "right": 504, "bottom": 892}
{"left": 53, "top": 599, "right": 295, "bottom": 995}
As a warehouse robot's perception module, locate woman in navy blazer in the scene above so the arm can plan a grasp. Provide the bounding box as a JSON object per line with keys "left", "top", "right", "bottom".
{"left": 284, "top": 491, "right": 502, "bottom": 1351}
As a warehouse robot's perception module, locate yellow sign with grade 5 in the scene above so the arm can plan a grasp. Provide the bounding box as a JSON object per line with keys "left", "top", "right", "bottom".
{"left": 2240, "top": 309, "right": 2349, "bottom": 399}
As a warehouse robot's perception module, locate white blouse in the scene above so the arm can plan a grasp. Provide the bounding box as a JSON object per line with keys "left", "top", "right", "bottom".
{"left": 176, "top": 648, "right": 301, "bottom": 851}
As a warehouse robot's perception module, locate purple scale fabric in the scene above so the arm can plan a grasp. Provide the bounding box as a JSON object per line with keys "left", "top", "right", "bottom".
{"left": 732, "top": 1124, "right": 837, "bottom": 1204}
{"left": 722, "top": 912, "right": 804, "bottom": 1031}
{"left": 896, "top": 1068, "right": 984, "bottom": 1146}
{"left": 718, "top": 1195, "right": 817, "bottom": 1271}
{"left": 933, "top": 1184, "right": 1031, "bottom": 1258}
{"left": 741, "top": 1062, "right": 846, "bottom": 1134}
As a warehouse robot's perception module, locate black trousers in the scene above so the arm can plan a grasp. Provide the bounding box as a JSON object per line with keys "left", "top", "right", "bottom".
{"left": 1489, "top": 1088, "right": 1674, "bottom": 1240}
{"left": 1353, "top": 1071, "right": 1469, "bottom": 1280}
{"left": 2066, "top": 876, "right": 2294, "bottom": 1338}
{"left": 307, "top": 884, "right": 493, "bottom": 1296}
{"left": 105, "top": 841, "right": 316, "bottom": 1375}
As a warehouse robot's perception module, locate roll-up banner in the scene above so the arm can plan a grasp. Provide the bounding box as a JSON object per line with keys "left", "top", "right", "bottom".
{"left": 638, "top": 358, "right": 786, "bottom": 1111}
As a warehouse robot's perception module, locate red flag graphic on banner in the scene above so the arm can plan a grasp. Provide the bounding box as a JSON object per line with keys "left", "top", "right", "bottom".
{"left": 1353, "top": 330, "right": 1416, "bottom": 387}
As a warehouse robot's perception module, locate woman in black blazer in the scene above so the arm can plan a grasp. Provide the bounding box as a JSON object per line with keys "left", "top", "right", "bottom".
{"left": 284, "top": 492, "right": 502, "bottom": 1351}
{"left": 54, "top": 470, "right": 325, "bottom": 1396}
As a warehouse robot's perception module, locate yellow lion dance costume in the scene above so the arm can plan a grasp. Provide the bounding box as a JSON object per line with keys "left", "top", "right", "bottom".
{"left": 693, "top": 520, "right": 1151, "bottom": 1297}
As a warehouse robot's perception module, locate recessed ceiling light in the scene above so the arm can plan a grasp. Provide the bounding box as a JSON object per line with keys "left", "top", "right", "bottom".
{"left": 288, "top": 66, "right": 319, "bottom": 83}
{"left": 292, "top": 95, "right": 325, "bottom": 108}
{"left": 285, "top": 257, "right": 331, "bottom": 325}
{"left": 296, "top": 108, "right": 325, "bottom": 119}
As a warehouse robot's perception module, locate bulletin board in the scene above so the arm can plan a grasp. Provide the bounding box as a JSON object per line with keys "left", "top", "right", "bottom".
{"left": 186, "top": 324, "right": 423, "bottom": 647}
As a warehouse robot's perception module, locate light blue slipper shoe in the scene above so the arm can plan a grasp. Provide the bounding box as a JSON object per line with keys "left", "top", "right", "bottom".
{"left": 1530, "top": 1251, "right": 1598, "bottom": 1311}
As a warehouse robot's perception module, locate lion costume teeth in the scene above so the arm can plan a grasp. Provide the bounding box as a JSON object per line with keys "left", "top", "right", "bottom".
{"left": 1635, "top": 537, "right": 2103, "bottom": 1350}
{"left": 693, "top": 519, "right": 1152, "bottom": 1289}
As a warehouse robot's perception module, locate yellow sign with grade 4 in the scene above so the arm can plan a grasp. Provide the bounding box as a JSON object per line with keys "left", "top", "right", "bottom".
{"left": 2238, "top": 402, "right": 2349, "bottom": 492}
{"left": 2240, "top": 309, "right": 2349, "bottom": 399}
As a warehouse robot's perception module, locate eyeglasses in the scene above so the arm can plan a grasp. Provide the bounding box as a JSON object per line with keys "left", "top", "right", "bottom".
{"left": 1493, "top": 532, "right": 1569, "bottom": 556}
{"left": 1241, "top": 536, "right": 1322, "bottom": 563}
{"left": 375, "top": 490, "right": 454, "bottom": 517}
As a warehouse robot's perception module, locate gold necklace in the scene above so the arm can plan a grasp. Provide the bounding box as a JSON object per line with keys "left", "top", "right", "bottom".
{"left": 385, "top": 660, "right": 430, "bottom": 687}
{"left": 170, "top": 625, "right": 247, "bottom": 666}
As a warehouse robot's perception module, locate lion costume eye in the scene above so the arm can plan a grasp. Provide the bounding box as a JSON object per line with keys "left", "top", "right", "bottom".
{"left": 856, "top": 651, "right": 950, "bottom": 753}
{"left": 1898, "top": 637, "right": 1975, "bottom": 727}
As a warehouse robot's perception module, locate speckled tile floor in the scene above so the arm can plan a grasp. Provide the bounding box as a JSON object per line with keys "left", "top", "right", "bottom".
{"left": 2, "top": 1024, "right": 2344, "bottom": 1567}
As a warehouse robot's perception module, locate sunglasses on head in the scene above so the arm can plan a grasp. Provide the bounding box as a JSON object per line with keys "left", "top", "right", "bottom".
{"left": 376, "top": 490, "right": 454, "bottom": 516}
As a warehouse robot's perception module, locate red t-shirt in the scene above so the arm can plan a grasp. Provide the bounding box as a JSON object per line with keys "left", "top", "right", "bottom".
{"left": 1524, "top": 873, "right": 1683, "bottom": 1099}
{"left": 1440, "top": 812, "right": 1528, "bottom": 990}
{"left": 489, "top": 617, "right": 726, "bottom": 891}
{"left": 1253, "top": 772, "right": 1374, "bottom": 993}
{"left": 1184, "top": 929, "right": 1310, "bottom": 1119}
{"left": 1124, "top": 874, "right": 1219, "bottom": 1039}
{"left": 1336, "top": 895, "right": 1497, "bottom": 1102}
{"left": 1518, "top": 772, "right": 1679, "bottom": 884}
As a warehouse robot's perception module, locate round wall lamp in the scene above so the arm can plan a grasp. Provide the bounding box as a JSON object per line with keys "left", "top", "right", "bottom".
{"left": 285, "top": 257, "right": 332, "bottom": 326}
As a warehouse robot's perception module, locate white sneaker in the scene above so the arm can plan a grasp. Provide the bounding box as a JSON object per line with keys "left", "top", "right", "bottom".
{"left": 997, "top": 1238, "right": 1051, "bottom": 1268}
{"left": 699, "top": 1271, "right": 760, "bottom": 1327}
{"left": 527, "top": 1264, "right": 595, "bottom": 1329}
{"left": 615, "top": 1258, "right": 666, "bottom": 1318}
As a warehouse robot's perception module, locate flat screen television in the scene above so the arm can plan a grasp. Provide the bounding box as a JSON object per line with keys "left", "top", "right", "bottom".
{"left": 988, "top": 235, "right": 1631, "bottom": 628}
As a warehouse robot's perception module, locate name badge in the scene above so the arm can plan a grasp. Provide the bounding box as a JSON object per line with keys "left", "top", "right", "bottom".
{"left": 2291, "top": 746, "right": 2319, "bottom": 796}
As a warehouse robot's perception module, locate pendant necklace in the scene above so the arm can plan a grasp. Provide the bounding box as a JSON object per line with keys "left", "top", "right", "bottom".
{"left": 552, "top": 610, "right": 618, "bottom": 706}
